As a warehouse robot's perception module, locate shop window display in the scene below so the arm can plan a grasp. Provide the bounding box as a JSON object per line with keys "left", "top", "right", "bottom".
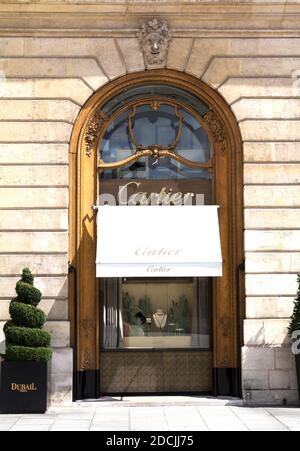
{"left": 101, "top": 277, "right": 211, "bottom": 350}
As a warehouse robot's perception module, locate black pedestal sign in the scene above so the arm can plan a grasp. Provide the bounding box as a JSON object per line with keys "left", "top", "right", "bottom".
{"left": 0, "top": 361, "right": 49, "bottom": 414}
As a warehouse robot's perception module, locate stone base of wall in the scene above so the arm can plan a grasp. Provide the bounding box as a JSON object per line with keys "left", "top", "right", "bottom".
{"left": 242, "top": 346, "right": 299, "bottom": 406}
{"left": 243, "top": 389, "right": 299, "bottom": 406}
{"left": 50, "top": 348, "right": 73, "bottom": 406}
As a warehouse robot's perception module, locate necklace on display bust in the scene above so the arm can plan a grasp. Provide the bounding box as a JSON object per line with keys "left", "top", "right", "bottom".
{"left": 153, "top": 309, "right": 167, "bottom": 329}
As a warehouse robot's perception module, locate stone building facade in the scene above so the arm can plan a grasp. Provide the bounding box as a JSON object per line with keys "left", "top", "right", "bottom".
{"left": 0, "top": 0, "right": 299, "bottom": 405}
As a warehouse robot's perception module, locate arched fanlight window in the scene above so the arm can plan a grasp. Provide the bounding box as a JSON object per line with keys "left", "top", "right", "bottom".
{"left": 98, "top": 84, "right": 213, "bottom": 180}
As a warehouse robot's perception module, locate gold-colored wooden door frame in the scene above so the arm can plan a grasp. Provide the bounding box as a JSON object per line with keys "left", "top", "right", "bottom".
{"left": 69, "top": 69, "right": 244, "bottom": 400}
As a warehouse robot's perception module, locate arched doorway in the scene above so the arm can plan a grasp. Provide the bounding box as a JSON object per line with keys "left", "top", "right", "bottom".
{"left": 69, "top": 70, "right": 244, "bottom": 400}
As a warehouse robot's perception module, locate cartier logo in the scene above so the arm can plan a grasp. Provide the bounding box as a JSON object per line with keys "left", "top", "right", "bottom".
{"left": 11, "top": 383, "right": 37, "bottom": 393}
{"left": 135, "top": 247, "right": 182, "bottom": 257}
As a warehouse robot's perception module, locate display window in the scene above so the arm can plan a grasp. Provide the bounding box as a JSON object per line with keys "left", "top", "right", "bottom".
{"left": 102, "top": 277, "right": 211, "bottom": 350}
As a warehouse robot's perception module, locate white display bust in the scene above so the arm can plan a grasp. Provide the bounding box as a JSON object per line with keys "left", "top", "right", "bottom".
{"left": 153, "top": 309, "right": 167, "bottom": 329}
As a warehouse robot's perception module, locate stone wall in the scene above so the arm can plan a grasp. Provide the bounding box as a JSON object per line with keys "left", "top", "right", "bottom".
{"left": 0, "top": 0, "right": 299, "bottom": 404}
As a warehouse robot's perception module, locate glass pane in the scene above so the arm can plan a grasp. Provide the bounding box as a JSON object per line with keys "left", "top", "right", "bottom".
{"left": 101, "top": 277, "right": 212, "bottom": 350}
{"left": 100, "top": 103, "right": 212, "bottom": 180}
{"left": 101, "top": 84, "right": 209, "bottom": 118}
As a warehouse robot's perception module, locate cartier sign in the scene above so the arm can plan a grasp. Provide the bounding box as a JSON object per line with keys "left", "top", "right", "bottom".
{"left": 99, "top": 179, "right": 212, "bottom": 206}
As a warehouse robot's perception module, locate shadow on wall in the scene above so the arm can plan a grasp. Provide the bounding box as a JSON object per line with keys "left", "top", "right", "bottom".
{"left": 245, "top": 321, "right": 291, "bottom": 348}
{"left": 0, "top": 323, "right": 5, "bottom": 355}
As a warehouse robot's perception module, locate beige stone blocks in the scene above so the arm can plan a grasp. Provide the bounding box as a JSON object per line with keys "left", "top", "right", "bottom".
{"left": 0, "top": 187, "right": 68, "bottom": 208}
{"left": 269, "top": 371, "right": 290, "bottom": 390}
{"left": 245, "top": 230, "right": 300, "bottom": 251}
{"left": 0, "top": 254, "right": 68, "bottom": 275}
{"left": 245, "top": 209, "right": 300, "bottom": 229}
{"left": 220, "top": 78, "right": 297, "bottom": 105}
{"left": 244, "top": 164, "right": 300, "bottom": 184}
{"left": 246, "top": 274, "right": 298, "bottom": 296}
{"left": 0, "top": 301, "right": 10, "bottom": 321}
{"left": 240, "top": 120, "right": 300, "bottom": 141}
{"left": 0, "top": 122, "right": 72, "bottom": 142}
{"left": 289, "top": 370, "right": 299, "bottom": 391}
{"left": 185, "top": 38, "right": 300, "bottom": 83}
{"left": 0, "top": 143, "right": 68, "bottom": 164}
{"left": 0, "top": 166, "right": 68, "bottom": 186}
{"left": 50, "top": 348, "right": 73, "bottom": 406}
{"left": 95, "top": 39, "right": 126, "bottom": 79}
{"left": 242, "top": 347, "right": 275, "bottom": 371}
{"left": 0, "top": 78, "right": 93, "bottom": 105}
{"left": 50, "top": 372, "right": 73, "bottom": 406}
{"left": 264, "top": 320, "right": 291, "bottom": 347}
{"left": 0, "top": 99, "right": 79, "bottom": 122}
{"left": 186, "top": 39, "right": 230, "bottom": 77}
{"left": 244, "top": 319, "right": 290, "bottom": 346}
{"left": 229, "top": 38, "right": 300, "bottom": 56}
{"left": 44, "top": 321, "right": 70, "bottom": 347}
{"left": 0, "top": 58, "right": 107, "bottom": 91}
{"left": 116, "top": 38, "right": 144, "bottom": 73}
{"left": 0, "top": 275, "right": 68, "bottom": 298}
{"left": 22, "top": 37, "right": 125, "bottom": 80}
{"left": 242, "top": 346, "right": 297, "bottom": 402}
{"left": 167, "top": 38, "right": 193, "bottom": 71}
{"left": 233, "top": 99, "right": 300, "bottom": 121}
{"left": 246, "top": 297, "right": 294, "bottom": 320}
{"left": 244, "top": 142, "right": 300, "bottom": 163}
{"left": 45, "top": 300, "right": 68, "bottom": 321}
{"left": 0, "top": 209, "right": 68, "bottom": 231}
{"left": 243, "top": 370, "right": 269, "bottom": 390}
{"left": 0, "top": 299, "right": 68, "bottom": 321}
{"left": 243, "top": 389, "right": 298, "bottom": 405}
{"left": 244, "top": 319, "right": 265, "bottom": 346}
{"left": 203, "top": 57, "right": 300, "bottom": 88}
{"left": 246, "top": 253, "right": 300, "bottom": 273}
{"left": 202, "top": 58, "right": 240, "bottom": 87}
{"left": 0, "top": 231, "right": 68, "bottom": 253}
{"left": 51, "top": 348, "right": 73, "bottom": 375}
{"left": 0, "top": 37, "right": 24, "bottom": 56}
{"left": 245, "top": 186, "right": 300, "bottom": 207}
{"left": 275, "top": 348, "right": 295, "bottom": 371}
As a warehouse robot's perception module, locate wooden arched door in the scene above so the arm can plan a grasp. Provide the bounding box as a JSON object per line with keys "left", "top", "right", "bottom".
{"left": 69, "top": 70, "right": 244, "bottom": 400}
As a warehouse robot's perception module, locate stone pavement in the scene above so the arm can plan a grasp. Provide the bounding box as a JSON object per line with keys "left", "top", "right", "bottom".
{"left": 0, "top": 396, "right": 299, "bottom": 431}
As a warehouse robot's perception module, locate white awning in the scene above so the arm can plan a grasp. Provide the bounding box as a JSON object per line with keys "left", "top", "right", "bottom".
{"left": 96, "top": 205, "right": 222, "bottom": 278}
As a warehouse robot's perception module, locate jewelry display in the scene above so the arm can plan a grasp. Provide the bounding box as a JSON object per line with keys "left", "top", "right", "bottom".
{"left": 153, "top": 309, "right": 167, "bottom": 329}
{"left": 145, "top": 317, "right": 152, "bottom": 336}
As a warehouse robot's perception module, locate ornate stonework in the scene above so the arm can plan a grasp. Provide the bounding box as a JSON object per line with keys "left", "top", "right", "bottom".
{"left": 203, "top": 110, "right": 226, "bottom": 152}
{"left": 85, "top": 109, "right": 106, "bottom": 157}
{"left": 137, "top": 18, "right": 171, "bottom": 67}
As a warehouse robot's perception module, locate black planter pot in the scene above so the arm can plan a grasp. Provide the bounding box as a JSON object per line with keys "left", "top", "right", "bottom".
{"left": 0, "top": 360, "right": 50, "bottom": 414}
{"left": 295, "top": 354, "right": 300, "bottom": 405}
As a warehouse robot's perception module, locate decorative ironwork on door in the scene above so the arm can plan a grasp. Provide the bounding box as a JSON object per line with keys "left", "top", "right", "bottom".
{"left": 98, "top": 100, "right": 214, "bottom": 172}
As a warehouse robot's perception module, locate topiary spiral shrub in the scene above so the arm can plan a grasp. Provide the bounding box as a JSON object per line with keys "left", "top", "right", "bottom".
{"left": 2, "top": 268, "right": 52, "bottom": 362}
